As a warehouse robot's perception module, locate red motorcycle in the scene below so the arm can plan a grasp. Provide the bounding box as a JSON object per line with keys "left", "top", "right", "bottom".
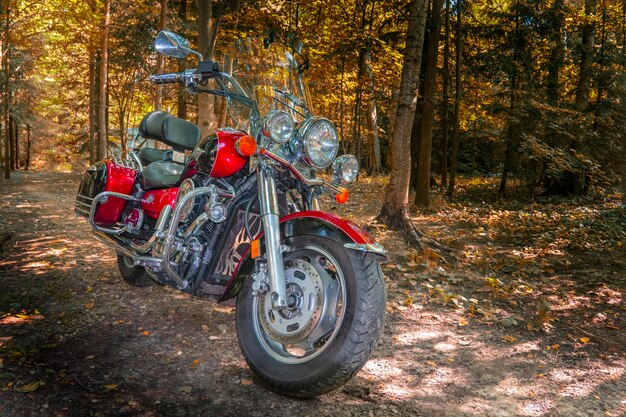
{"left": 75, "top": 30, "right": 386, "bottom": 397}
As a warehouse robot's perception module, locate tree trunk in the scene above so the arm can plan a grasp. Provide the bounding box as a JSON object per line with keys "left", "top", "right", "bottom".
{"left": 447, "top": 0, "right": 462, "bottom": 195}
{"left": 415, "top": 0, "right": 444, "bottom": 208}
{"left": 12, "top": 116, "right": 18, "bottom": 169}
{"left": 575, "top": 0, "right": 596, "bottom": 111}
{"left": 498, "top": 0, "right": 525, "bottom": 197}
{"left": 546, "top": 0, "right": 564, "bottom": 106}
{"left": 88, "top": 0, "right": 97, "bottom": 163}
{"left": 594, "top": 0, "right": 607, "bottom": 130}
{"left": 98, "top": 0, "right": 110, "bottom": 160}
{"left": 8, "top": 115, "right": 14, "bottom": 170}
{"left": 3, "top": 0, "right": 10, "bottom": 179}
{"left": 154, "top": 0, "right": 168, "bottom": 112}
{"left": 25, "top": 124, "right": 30, "bottom": 170}
{"left": 365, "top": 55, "right": 381, "bottom": 173}
{"left": 441, "top": 0, "right": 450, "bottom": 188}
{"left": 377, "top": 0, "right": 429, "bottom": 228}
{"left": 177, "top": 0, "right": 188, "bottom": 120}
{"left": 197, "top": 0, "right": 212, "bottom": 137}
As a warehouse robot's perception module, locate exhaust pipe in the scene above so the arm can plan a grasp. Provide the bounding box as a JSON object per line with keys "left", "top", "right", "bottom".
{"left": 93, "top": 231, "right": 163, "bottom": 270}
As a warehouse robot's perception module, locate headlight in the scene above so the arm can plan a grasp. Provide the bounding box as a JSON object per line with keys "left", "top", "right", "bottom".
{"left": 300, "top": 117, "right": 339, "bottom": 168}
{"left": 332, "top": 154, "right": 359, "bottom": 184}
{"left": 264, "top": 110, "right": 294, "bottom": 143}
{"left": 176, "top": 178, "right": 195, "bottom": 222}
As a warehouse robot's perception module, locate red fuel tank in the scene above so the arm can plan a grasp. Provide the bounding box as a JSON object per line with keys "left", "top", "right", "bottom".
{"left": 192, "top": 129, "right": 248, "bottom": 178}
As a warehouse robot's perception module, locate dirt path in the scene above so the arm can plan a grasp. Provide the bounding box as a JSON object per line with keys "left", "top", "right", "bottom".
{"left": 1, "top": 172, "right": 624, "bottom": 417}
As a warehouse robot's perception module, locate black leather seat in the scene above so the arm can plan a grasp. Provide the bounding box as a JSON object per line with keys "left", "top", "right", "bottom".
{"left": 141, "top": 161, "right": 185, "bottom": 190}
{"left": 139, "top": 111, "right": 201, "bottom": 151}
{"left": 139, "top": 147, "right": 172, "bottom": 165}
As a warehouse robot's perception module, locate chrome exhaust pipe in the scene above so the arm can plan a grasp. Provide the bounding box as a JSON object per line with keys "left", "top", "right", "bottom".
{"left": 93, "top": 231, "right": 162, "bottom": 270}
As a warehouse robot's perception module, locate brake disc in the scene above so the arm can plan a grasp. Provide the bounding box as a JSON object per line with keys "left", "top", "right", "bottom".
{"left": 258, "top": 259, "right": 324, "bottom": 344}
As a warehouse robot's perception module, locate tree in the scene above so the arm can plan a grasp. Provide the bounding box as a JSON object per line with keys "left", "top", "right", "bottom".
{"left": 446, "top": 0, "right": 462, "bottom": 195}
{"left": 575, "top": 0, "right": 596, "bottom": 111}
{"left": 2, "top": 0, "right": 10, "bottom": 179}
{"left": 154, "top": 0, "right": 168, "bottom": 112}
{"left": 98, "top": 0, "right": 111, "bottom": 160}
{"left": 414, "top": 0, "right": 444, "bottom": 207}
{"left": 377, "top": 0, "right": 428, "bottom": 238}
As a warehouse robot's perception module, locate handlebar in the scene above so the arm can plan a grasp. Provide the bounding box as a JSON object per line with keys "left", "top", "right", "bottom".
{"left": 150, "top": 72, "right": 183, "bottom": 84}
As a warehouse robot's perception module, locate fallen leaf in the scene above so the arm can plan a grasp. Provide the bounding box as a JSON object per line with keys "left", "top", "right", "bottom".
{"left": 241, "top": 379, "right": 253, "bottom": 386}
{"left": 458, "top": 317, "right": 469, "bottom": 326}
{"left": 142, "top": 331, "right": 150, "bottom": 336}
{"left": 103, "top": 384, "right": 118, "bottom": 390}
{"left": 86, "top": 286, "right": 93, "bottom": 293}
{"left": 193, "top": 359, "right": 200, "bottom": 365}
{"left": 179, "top": 386, "right": 192, "bottom": 393}
{"left": 580, "top": 337, "right": 590, "bottom": 344}
{"left": 503, "top": 335, "right": 518, "bottom": 343}
{"left": 404, "top": 297, "right": 413, "bottom": 306}
{"left": 536, "top": 373, "right": 544, "bottom": 379}
{"left": 84, "top": 302, "right": 95, "bottom": 309}
{"left": 424, "top": 361, "right": 437, "bottom": 367}
{"left": 16, "top": 381, "right": 41, "bottom": 392}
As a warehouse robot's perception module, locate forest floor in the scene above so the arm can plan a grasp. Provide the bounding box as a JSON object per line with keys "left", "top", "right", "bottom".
{"left": 0, "top": 171, "right": 624, "bottom": 417}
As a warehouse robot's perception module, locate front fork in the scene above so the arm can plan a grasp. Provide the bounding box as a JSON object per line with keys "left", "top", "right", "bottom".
{"left": 257, "top": 165, "right": 288, "bottom": 310}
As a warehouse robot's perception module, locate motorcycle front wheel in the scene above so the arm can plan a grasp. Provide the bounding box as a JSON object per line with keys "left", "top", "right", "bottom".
{"left": 235, "top": 235, "right": 386, "bottom": 398}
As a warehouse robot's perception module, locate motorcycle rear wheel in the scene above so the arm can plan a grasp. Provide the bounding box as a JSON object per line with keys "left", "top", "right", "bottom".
{"left": 235, "top": 235, "right": 386, "bottom": 398}
{"left": 116, "top": 255, "right": 153, "bottom": 287}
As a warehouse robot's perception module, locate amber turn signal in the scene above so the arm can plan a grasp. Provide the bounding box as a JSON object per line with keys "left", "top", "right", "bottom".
{"left": 250, "top": 238, "right": 260, "bottom": 259}
{"left": 236, "top": 135, "right": 257, "bottom": 156}
{"left": 335, "top": 187, "right": 349, "bottom": 204}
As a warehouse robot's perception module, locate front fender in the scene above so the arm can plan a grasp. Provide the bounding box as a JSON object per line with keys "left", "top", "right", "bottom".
{"left": 218, "top": 210, "right": 385, "bottom": 302}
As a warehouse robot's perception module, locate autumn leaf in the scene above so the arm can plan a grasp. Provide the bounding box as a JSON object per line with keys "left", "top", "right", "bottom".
{"left": 84, "top": 302, "right": 95, "bottom": 309}
{"left": 142, "top": 331, "right": 150, "bottom": 336}
{"left": 503, "top": 335, "right": 518, "bottom": 343}
{"left": 458, "top": 317, "right": 469, "bottom": 326}
{"left": 103, "top": 384, "right": 118, "bottom": 390}
{"left": 580, "top": 337, "right": 590, "bottom": 344}
{"left": 16, "top": 381, "right": 42, "bottom": 392}
{"left": 241, "top": 378, "right": 254, "bottom": 386}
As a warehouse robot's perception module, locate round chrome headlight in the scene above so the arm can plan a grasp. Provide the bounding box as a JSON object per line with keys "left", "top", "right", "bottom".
{"left": 264, "top": 110, "right": 294, "bottom": 143}
{"left": 300, "top": 117, "right": 339, "bottom": 168}
{"left": 332, "top": 154, "right": 359, "bottom": 184}
{"left": 176, "top": 178, "right": 195, "bottom": 222}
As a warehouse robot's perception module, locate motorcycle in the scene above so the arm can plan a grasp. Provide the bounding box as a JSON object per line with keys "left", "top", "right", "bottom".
{"left": 75, "top": 30, "right": 386, "bottom": 398}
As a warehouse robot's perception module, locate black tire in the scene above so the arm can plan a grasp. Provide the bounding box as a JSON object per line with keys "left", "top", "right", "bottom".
{"left": 116, "top": 255, "right": 153, "bottom": 287}
{"left": 235, "top": 235, "right": 386, "bottom": 398}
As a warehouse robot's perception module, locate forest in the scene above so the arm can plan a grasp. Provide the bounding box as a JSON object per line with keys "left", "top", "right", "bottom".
{"left": 1, "top": 0, "right": 625, "bottom": 201}
{"left": 0, "top": 0, "right": 625, "bottom": 415}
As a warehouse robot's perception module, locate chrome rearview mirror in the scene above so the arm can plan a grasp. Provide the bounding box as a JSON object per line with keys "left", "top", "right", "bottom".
{"left": 155, "top": 30, "right": 203, "bottom": 60}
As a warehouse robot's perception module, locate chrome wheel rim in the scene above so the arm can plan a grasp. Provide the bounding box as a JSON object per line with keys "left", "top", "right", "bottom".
{"left": 252, "top": 245, "right": 346, "bottom": 364}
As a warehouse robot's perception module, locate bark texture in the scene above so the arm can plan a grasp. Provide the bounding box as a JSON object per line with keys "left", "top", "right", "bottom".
{"left": 377, "top": 0, "right": 428, "bottom": 227}
{"left": 415, "top": 0, "right": 444, "bottom": 208}
{"left": 97, "top": 0, "right": 110, "bottom": 160}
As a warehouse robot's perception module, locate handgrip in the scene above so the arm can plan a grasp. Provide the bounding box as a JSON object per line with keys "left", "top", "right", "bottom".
{"left": 150, "top": 73, "right": 181, "bottom": 84}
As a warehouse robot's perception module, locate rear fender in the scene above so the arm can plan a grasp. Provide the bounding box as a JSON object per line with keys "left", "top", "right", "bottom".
{"left": 218, "top": 210, "right": 385, "bottom": 302}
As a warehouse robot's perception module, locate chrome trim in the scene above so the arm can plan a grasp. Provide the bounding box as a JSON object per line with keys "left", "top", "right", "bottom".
{"left": 258, "top": 165, "right": 288, "bottom": 309}
{"left": 161, "top": 185, "right": 232, "bottom": 289}
{"left": 131, "top": 205, "right": 172, "bottom": 253}
{"left": 343, "top": 242, "right": 386, "bottom": 255}
{"left": 88, "top": 191, "right": 141, "bottom": 235}
{"left": 261, "top": 149, "right": 343, "bottom": 194}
